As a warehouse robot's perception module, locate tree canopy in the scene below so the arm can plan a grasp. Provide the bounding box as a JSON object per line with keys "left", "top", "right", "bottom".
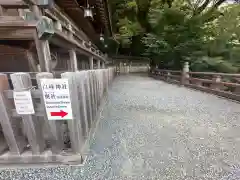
{"left": 107, "top": 0, "right": 240, "bottom": 72}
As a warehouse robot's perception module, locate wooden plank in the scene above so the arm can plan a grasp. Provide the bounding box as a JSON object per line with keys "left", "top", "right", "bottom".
{"left": 92, "top": 71, "right": 98, "bottom": 111}
{"left": 69, "top": 49, "right": 78, "bottom": 72}
{"left": 0, "top": 28, "right": 35, "bottom": 40}
{"left": 0, "top": 1, "right": 28, "bottom": 9}
{"left": 0, "top": 5, "right": 4, "bottom": 15}
{"left": 97, "top": 59, "right": 101, "bottom": 69}
{"left": 32, "top": 4, "right": 52, "bottom": 72}
{"left": 22, "top": 0, "right": 35, "bottom": 5}
{"left": 10, "top": 73, "right": 46, "bottom": 154}
{"left": 1, "top": 0, "right": 53, "bottom": 9}
{"left": 89, "top": 56, "right": 93, "bottom": 69}
{"left": 87, "top": 71, "right": 95, "bottom": 126}
{"left": 83, "top": 71, "right": 93, "bottom": 130}
{"left": 0, "top": 149, "right": 82, "bottom": 165}
{"left": 93, "top": 71, "right": 98, "bottom": 115}
{"left": 26, "top": 50, "right": 39, "bottom": 72}
{"left": 76, "top": 71, "right": 89, "bottom": 137}
{"left": 188, "top": 71, "right": 240, "bottom": 77}
{"left": 36, "top": 73, "right": 65, "bottom": 153}
{"left": 0, "top": 16, "right": 37, "bottom": 27}
{"left": 51, "top": 30, "right": 105, "bottom": 62}
{"left": 0, "top": 134, "right": 8, "bottom": 153}
{"left": 34, "top": 32, "right": 52, "bottom": 72}
{"left": 61, "top": 72, "right": 84, "bottom": 155}
{"left": 0, "top": 74, "right": 27, "bottom": 154}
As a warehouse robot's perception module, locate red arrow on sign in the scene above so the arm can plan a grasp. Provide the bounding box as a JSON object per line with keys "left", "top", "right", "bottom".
{"left": 50, "top": 110, "right": 68, "bottom": 118}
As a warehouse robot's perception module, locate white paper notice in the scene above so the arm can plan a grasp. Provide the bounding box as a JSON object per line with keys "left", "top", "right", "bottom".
{"left": 13, "top": 91, "right": 35, "bottom": 115}
{"left": 40, "top": 79, "right": 73, "bottom": 120}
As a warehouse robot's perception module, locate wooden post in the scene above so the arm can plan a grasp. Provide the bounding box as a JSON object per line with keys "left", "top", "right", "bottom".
{"left": 97, "top": 60, "right": 101, "bottom": 69}
{"left": 76, "top": 71, "right": 89, "bottom": 136}
{"left": 61, "top": 72, "right": 84, "bottom": 154}
{"left": 0, "top": 74, "right": 27, "bottom": 154}
{"left": 101, "top": 62, "right": 105, "bottom": 69}
{"left": 10, "top": 73, "right": 45, "bottom": 154}
{"left": 211, "top": 75, "right": 222, "bottom": 90}
{"left": 166, "top": 72, "right": 171, "bottom": 82}
{"left": 88, "top": 71, "right": 95, "bottom": 124}
{"left": 36, "top": 72, "right": 65, "bottom": 153}
{"left": 32, "top": 4, "right": 52, "bottom": 72}
{"left": 0, "top": 6, "right": 4, "bottom": 16}
{"left": 18, "top": 9, "right": 25, "bottom": 17}
{"left": 181, "top": 62, "right": 189, "bottom": 85}
{"left": 89, "top": 56, "right": 93, "bottom": 69}
{"left": 69, "top": 49, "right": 78, "bottom": 72}
{"left": 67, "top": 24, "right": 73, "bottom": 39}
{"left": 26, "top": 50, "right": 38, "bottom": 72}
{"left": 90, "top": 71, "right": 97, "bottom": 117}
{"left": 83, "top": 71, "right": 93, "bottom": 128}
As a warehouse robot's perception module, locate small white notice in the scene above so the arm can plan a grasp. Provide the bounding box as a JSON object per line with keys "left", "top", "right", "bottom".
{"left": 14, "top": 91, "right": 35, "bottom": 115}
{"left": 40, "top": 79, "right": 73, "bottom": 120}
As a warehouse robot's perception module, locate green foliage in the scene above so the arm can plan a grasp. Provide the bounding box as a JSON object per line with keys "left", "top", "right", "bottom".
{"left": 109, "top": 0, "right": 240, "bottom": 72}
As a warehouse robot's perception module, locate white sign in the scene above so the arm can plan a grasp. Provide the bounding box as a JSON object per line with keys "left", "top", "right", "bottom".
{"left": 14, "top": 91, "right": 35, "bottom": 115}
{"left": 40, "top": 79, "right": 73, "bottom": 120}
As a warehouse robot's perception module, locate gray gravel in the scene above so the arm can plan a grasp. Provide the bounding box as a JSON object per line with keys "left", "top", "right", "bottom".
{"left": 1, "top": 74, "right": 240, "bottom": 180}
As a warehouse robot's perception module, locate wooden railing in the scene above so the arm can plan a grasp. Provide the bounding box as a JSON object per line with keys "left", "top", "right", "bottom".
{"left": 0, "top": 68, "right": 115, "bottom": 166}
{"left": 0, "top": 1, "right": 105, "bottom": 61}
{"left": 150, "top": 68, "right": 240, "bottom": 102}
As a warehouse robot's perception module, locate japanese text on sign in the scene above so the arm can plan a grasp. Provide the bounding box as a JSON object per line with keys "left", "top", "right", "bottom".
{"left": 13, "top": 91, "right": 35, "bottom": 115}
{"left": 40, "top": 79, "right": 73, "bottom": 120}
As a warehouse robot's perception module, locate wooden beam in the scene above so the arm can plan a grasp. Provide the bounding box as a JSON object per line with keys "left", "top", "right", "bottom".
{"left": 1, "top": 0, "right": 52, "bottom": 9}
{"left": 31, "top": 4, "right": 52, "bottom": 72}
{"left": 22, "top": 0, "right": 35, "bottom": 4}
{"left": 0, "top": 28, "right": 35, "bottom": 40}
{"left": 0, "top": 0, "right": 28, "bottom": 9}
{"left": 0, "top": 16, "right": 37, "bottom": 27}
{"left": 51, "top": 30, "right": 105, "bottom": 61}
{"left": 69, "top": 49, "right": 78, "bottom": 71}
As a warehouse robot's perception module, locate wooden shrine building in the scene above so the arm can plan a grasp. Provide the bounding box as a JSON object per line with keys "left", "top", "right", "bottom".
{"left": 0, "top": 0, "right": 112, "bottom": 72}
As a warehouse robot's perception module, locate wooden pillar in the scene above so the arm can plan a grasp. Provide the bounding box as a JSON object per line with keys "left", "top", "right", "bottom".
{"left": 10, "top": 73, "right": 46, "bottom": 154}
{"left": 210, "top": 75, "right": 222, "bottom": 90}
{"left": 101, "top": 62, "right": 105, "bottom": 69}
{"left": 69, "top": 49, "right": 78, "bottom": 72}
{"left": 26, "top": 50, "right": 39, "bottom": 72}
{"left": 89, "top": 56, "right": 93, "bottom": 69}
{"left": 18, "top": 9, "right": 25, "bottom": 17}
{"left": 34, "top": 36, "right": 52, "bottom": 72}
{"left": 0, "top": 6, "right": 4, "bottom": 16}
{"left": 32, "top": 4, "right": 52, "bottom": 72}
{"left": 97, "top": 59, "right": 101, "bottom": 69}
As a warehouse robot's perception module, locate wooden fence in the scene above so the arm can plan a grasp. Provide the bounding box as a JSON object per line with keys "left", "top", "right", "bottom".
{"left": 150, "top": 63, "right": 240, "bottom": 102}
{"left": 0, "top": 68, "right": 115, "bottom": 166}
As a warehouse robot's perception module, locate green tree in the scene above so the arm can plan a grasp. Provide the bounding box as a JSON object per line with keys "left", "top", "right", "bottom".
{"left": 109, "top": 0, "right": 240, "bottom": 72}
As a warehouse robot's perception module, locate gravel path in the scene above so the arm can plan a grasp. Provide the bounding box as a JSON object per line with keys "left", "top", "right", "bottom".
{"left": 1, "top": 74, "right": 240, "bottom": 180}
